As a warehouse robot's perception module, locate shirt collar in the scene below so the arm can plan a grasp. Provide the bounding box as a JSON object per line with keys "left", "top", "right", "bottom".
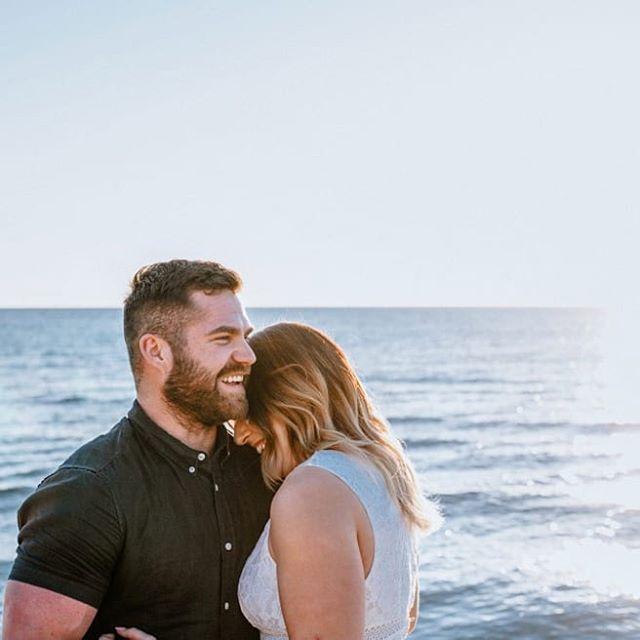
{"left": 128, "top": 400, "right": 229, "bottom": 473}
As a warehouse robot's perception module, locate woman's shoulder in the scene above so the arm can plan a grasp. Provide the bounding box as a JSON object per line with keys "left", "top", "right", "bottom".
{"left": 301, "top": 448, "right": 378, "bottom": 478}
{"left": 302, "top": 449, "right": 384, "bottom": 493}
{"left": 267, "top": 463, "right": 362, "bottom": 563}
{"left": 270, "top": 457, "right": 363, "bottom": 524}
{"left": 274, "top": 460, "right": 350, "bottom": 509}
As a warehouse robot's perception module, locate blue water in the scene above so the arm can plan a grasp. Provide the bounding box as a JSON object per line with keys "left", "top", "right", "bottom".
{"left": 1, "top": 308, "right": 639, "bottom": 638}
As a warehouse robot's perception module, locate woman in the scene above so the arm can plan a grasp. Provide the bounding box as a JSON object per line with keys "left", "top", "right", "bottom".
{"left": 103, "top": 322, "right": 441, "bottom": 640}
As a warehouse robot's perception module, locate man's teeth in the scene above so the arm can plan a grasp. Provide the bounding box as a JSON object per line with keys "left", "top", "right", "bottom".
{"left": 221, "top": 375, "right": 244, "bottom": 384}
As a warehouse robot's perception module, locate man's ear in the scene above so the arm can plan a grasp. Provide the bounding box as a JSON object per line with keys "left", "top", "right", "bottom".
{"left": 138, "top": 334, "right": 174, "bottom": 376}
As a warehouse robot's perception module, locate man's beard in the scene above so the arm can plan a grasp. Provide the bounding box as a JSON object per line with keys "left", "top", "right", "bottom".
{"left": 163, "top": 347, "right": 249, "bottom": 429}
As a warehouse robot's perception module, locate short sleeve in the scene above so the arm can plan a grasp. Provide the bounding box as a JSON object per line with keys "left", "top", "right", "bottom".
{"left": 9, "top": 466, "right": 123, "bottom": 608}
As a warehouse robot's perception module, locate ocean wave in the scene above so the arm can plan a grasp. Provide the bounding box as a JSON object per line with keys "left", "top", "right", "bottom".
{"left": 0, "top": 485, "right": 32, "bottom": 500}
{"left": 368, "top": 374, "right": 511, "bottom": 385}
{"left": 388, "top": 416, "right": 445, "bottom": 425}
{"left": 404, "top": 436, "right": 469, "bottom": 449}
{"left": 437, "top": 489, "right": 598, "bottom": 519}
{"left": 440, "top": 450, "right": 579, "bottom": 471}
{"left": 582, "top": 422, "right": 640, "bottom": 434}
{"left": 0, "top": 435, "right": 78, "bottom": 449}
{"left": 30, "top": 394, "right": 88, "bottom": 405}
{"left": 454, "top": 420, "right": 569, "bottom": 431}
{"left": 0, "top": 465, "right": 55, "bottom": 482}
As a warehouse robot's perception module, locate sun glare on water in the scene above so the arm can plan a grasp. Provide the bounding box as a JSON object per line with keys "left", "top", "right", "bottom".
{"left": 601, "top": 307, "right": 640, "bottom": 424}
{"left": 556, "top": 307, "right": 640, "bottom": 599}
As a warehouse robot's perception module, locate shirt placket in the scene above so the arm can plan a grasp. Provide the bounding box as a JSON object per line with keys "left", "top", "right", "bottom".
{"left": 212, "top": 442, "right": 238, "bottom": 632}
{"left": 186, "top": 450, "right": 208, "bottom": 476}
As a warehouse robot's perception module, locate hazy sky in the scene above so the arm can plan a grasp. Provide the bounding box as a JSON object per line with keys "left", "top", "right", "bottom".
{"left": 2, "top": 1, "right": 638, "bottom": 307}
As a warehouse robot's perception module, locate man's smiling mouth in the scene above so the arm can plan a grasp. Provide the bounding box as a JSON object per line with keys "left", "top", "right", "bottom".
{"left": 219, "top": 375, "right": 245, "bottom": 384}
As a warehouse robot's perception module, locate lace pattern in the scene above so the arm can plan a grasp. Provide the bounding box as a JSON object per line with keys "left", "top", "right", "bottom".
{"left": 260, "top": 619, "right": 406, "bottom": 640}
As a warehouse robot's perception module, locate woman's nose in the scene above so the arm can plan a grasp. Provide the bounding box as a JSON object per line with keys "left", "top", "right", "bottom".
{"left": 233, "top": 420, "right": 252, "bottom": 446}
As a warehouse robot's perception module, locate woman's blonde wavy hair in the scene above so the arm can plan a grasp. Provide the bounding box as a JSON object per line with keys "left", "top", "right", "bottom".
{"left": 246, "top": 322, "right": 442, "bottom": 533}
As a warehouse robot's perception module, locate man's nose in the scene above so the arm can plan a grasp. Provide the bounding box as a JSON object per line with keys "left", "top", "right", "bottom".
{"left": 234, "top": 339, "right": 256, "bottom": 365}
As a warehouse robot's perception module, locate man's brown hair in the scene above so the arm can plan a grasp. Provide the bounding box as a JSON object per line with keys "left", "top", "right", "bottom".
{"left": 123, "top": 259, "right": 242, "bottom": 385}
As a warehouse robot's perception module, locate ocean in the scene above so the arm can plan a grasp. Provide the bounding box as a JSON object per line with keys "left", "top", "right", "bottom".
{"left": 1, "top": 308, "right": 638, "bottom": 638}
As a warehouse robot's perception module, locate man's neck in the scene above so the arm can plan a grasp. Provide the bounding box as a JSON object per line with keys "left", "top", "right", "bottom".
{"left": 136, "top": 391, "right": 219, "bottom": 454}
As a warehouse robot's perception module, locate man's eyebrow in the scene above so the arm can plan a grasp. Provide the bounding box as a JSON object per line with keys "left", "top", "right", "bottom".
{"left": 206, "top": 325, "right": 241, "bottom": 336}
{"left": 206, "top": 325, "right": 254, "bottom": 337}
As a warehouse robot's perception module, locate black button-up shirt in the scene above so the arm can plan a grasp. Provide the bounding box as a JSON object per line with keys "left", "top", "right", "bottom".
{"left": 9, "top": 401, "right": 273, "bottom": 639}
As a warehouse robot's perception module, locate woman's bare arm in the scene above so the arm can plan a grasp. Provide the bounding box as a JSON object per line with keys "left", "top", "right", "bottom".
{"left": 408, "top": 580, "right": 419, "bottom": 634}
{"left": 270, "top": 467, "right": 366, "bottom": 640}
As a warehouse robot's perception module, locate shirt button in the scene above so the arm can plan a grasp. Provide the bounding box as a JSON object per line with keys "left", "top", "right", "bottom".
{"left": 197, "top": 452, "right": 206, "bottom": 461}
{"left": 224, "top": 602, "right": 230, "bottom": 611}
{"left": 214, "top": 483, "right": 219, "bottom": 492}
{"left": 224, "top": 542, "right": 232, "bottom": 551}
{"left": 188, "top": 466, "right": 196, "bottom": 474}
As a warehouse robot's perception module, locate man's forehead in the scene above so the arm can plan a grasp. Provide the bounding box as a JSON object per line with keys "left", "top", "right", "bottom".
{"left": 188, "top": 290, "right": 251, "bottom": 327}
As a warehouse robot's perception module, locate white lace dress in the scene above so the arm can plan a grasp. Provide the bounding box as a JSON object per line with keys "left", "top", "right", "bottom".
{"left": 238, "top": 450, "right": 418, "bottom": 640}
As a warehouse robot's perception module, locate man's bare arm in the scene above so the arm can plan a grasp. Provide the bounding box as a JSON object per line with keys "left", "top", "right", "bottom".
{"left": 2, "top": 580, "right": 97, "bottom": 640}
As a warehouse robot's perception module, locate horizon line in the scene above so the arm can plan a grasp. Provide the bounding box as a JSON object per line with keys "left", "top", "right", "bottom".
{"left": 0, "top": 304, "right": 604, "bottom": 311}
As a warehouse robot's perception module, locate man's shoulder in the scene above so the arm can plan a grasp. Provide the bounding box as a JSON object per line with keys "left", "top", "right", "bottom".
{"left": 54, "top": 414, "right": 136, "bottom": 479}
{"left": 16, "top": 415, "right": 137, "bottom": 529}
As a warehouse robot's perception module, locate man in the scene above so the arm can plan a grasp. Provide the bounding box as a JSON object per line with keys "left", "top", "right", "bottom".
{"left": 3, "top": 260, "right": 272, "bottom": 639}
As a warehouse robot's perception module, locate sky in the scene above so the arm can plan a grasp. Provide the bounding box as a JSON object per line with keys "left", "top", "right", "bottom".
{"left": 1, "top": 0, "right": 639, "bottom": 308}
